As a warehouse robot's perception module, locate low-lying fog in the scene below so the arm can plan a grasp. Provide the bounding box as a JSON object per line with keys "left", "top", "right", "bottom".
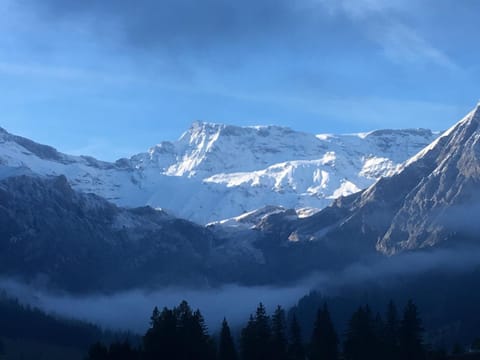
{"left": 2, "top": 246, "right": 480, "bottom": 333}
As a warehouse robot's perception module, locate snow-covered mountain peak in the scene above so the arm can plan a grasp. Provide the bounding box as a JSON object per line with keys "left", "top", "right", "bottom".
{"left": 185, "top": 120, "right": 296, "bottom": 136}
{"left": 0, "top": 121, "right": 439, "bottom": 224}
{"left": 139, "top": 122, "right": 438, "bottom": 180}
{"left": 471, "top": 102, "right": 480, "bottom": 122}
{"left": 180, "top": 120, "right": 307, "bottom": 148}
{"left": 153, "top": 121, "right": 325, "bottom": 177}
{"left": 181, "top": 120, "right": 225, "bottom": 141}
{"left": 400, "top": 106, "right": 479, "bottom": 171}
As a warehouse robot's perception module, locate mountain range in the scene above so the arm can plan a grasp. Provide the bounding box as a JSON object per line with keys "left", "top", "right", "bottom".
{"left": 1, "top": 105, "right": 480, "bottom": 292}
{"left": 0, "top": 122, "right": 438, "bottom": 224}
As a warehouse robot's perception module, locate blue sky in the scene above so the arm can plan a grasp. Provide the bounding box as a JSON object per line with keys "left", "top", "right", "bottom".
{"left": 1, "top": 0, "right": 479, "bottom": 160}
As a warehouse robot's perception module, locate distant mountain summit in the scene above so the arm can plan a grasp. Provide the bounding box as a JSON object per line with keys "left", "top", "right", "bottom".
{"left": 0, "top": 121, "right": 437, "bottom": 224}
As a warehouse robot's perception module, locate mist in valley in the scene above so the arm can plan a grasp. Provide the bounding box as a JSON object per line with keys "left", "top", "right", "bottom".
{"left": 2, "top": 245, "right": 480, "bottom": 334}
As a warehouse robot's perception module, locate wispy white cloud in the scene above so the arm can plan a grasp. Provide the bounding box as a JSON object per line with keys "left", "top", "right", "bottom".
{"left": 375, "top": 22, "right": 459, "bottom": 70}
{"left": 312, "top": 0, "right": 458, "bottom": 70}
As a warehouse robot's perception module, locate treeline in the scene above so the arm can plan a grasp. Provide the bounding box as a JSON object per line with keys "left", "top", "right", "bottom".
{"left": 292, "top": 270, "right": 480, "bottom": 348}
{"left": 86, "top": 299, "right": 458, "bottom": 360}
{"left": 0, "top": 291, "right": 103, "bottom": 350}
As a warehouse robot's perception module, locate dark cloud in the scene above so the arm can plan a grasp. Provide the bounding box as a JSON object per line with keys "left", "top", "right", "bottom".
{"left": 26, "top": 0, "right": 310, "bottom": 53}
{"left": 20, "top": 0, "right": 369, "bottom": 69}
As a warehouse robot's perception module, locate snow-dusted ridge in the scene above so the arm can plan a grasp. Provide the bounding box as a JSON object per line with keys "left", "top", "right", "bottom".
{"left": 0, "top": 122, "right": 438, "bottom": 224}
{"left": 291, "top": 103, "right": 480, "bottom": 255}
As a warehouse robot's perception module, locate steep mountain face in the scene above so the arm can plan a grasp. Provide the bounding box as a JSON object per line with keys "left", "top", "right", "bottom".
{"left": 377, "top": 104, "right": 480, "bottom": 253}
{"left": 256, "top": 104, "right": 480, "bottom": 256}
{"left": 0, "top": 174, "right": 363, "bottom": 291}
{"left": 0, "top": 123, "right": 437, "bottom": 224}
{"left": 0, "top": 175, "right": 221, "bottom": 292}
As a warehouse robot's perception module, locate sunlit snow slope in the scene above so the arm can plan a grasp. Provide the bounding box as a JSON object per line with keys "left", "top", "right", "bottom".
{"left": 0, "top": 123, "right": 438, "bottom": 224}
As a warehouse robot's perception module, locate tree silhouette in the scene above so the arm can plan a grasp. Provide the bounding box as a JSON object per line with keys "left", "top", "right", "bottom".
{"left": 143, "top": 301, "right": 214, "bottom": 360}
{"left": 143, "top": 306, "right": 177, "bottom": 359}
{"left": 240, "top": 303, "right": 272, "bottom": 360}
{"left": 271, "top": 306, "right": 289, "bottom": 360}
{"left": 310, "top": 303, "right": 338, "bottom": 360}
{"left": 344, "top": 305, "right": 377, "bottom": 360}
{"left": 177, "top": 301, "right": 215, "bottom": 360}
{"left": 82, "top": 298, "right": 436, "bottom": 360}
{"left": 288, "top": 314, "right": 305, "bottom": 360}
{"left": 150, "top": 306, "right": 160, "bottom": 326}
{"left": 384, "top": 300, "right": 400, "bottom": 360}
{"left": 399, "top": 300, "right": 425, "bottom": 360}
{"left": 240, "top": 315, "right": 256, "bottom": 360}
{"left": 218, "top": 318, "right": 238, "bottom": 360}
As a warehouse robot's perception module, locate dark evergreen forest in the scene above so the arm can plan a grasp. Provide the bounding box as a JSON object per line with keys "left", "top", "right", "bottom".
{"left": 3, "top": 268, "right": 480, "bottom": 360}
{"left": 84, "top": 299, "right": 480, "bottom": 360}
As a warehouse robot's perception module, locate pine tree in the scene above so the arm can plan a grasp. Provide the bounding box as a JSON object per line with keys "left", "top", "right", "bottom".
{"left": 343, "top": 305, "right": 377, "bottom": 360}
{"left": 271, "top": 306, "right": 289, "bottom": 360}
{"left": 399, "top": 300, "right": 425, "bottom": 360}
{"left": 310, "top": 303, "right": 338, "bottom": 360}
{"left": 175, "top": 301, "right": 214, "bottom": 360}
{"left": 144, "top": 301, "right": 214, "bottom": 360}
{"left": 176, "top": 300, "right": 196, "bottom": 360}
{"left": 150, "top": 306, "right": 160, "bottom": 327}
{"left": 192, "top": 309, "right": 216, "bottom": 360}
{"left": 254, "top": 303, "right": 272, "bottom": 360}
{"left": 384, "top": 300, "right": 400, "bottom": 360}
{"left": 240, "top": 315, "right": 257, "bottom": 360}
{"left": 143, "top": 307, "right": 177, "bottom": 359}
{"left": 288, "top": 314, "right": 305, "bottom": 360}
{"left": 255, "top": 303, "right": 271, "bottom": 339}
{"left": 240, "top": 303, "right": 272, "bottom": 360}
{"left": 218, "top": 318, "right": 238, "bottom": 360}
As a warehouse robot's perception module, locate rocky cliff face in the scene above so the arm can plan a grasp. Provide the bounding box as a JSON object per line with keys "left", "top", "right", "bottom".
{"left": 251, "top": 104, "right": 480, "bottom": 256}
{"left": 377, "top": 104, "right": 480, "bottom": 254}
